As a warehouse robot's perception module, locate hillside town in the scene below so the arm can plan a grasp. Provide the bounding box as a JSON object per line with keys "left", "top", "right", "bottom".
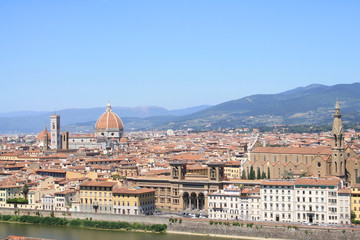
{"left": 1, "top": 101, "right": 360, "bottom": 227}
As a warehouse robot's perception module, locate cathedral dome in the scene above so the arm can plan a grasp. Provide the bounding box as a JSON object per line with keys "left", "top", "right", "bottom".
{"left": 95, "top": 101, "right": 124, "bottom": 134}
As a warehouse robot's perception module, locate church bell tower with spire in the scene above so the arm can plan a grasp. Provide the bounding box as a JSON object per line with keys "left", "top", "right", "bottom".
{"left": 331, "top": 99, "right": 345, "bottom": 178}
{"left": 42, "top": 124, "right": 49, "bottom": 152}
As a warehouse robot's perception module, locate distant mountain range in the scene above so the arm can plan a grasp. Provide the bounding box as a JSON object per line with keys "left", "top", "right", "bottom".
{"left": 0, "top": 105, "right": 211, "bottom": 133}
{"left": 169, "top": 83, "right": 360, "bottom": 130}
{"left": 1, "top": 83, "right": 360, "bottom": 134}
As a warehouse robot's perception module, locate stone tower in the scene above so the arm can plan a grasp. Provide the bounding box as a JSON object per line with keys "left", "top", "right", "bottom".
{"left": 42, "top": 124, "right": 49, "bottom": 151}
{"left": 50, "top": 114, "right": 61, "bottom": 149}
{"left": 170, "top": 161, "right": 187, "bottom": 180}
{"left": 207, "top": 162, "right": 225, "bottom": 181}
{"left": 331, "top": 99, "right": 345, "bottom": 177}
{"left": 61, "top": 132, "right": 69, "bottom": 150}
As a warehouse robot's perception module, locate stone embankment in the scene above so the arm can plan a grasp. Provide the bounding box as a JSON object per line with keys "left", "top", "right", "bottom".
{"left": 1, "top": 208, "right": 360, "bottom": 240}
{"left": 168, "top": 220, "right": 360, "bottom": 240}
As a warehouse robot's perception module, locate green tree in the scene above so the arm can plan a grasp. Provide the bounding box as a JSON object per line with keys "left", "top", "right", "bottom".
{"left": 267, "top": 167, "right": 270, "bottom": 179}
{"left": 249, "top": 166, "right": 255, "bottom": 180}
{"left": 351, "top": 211, "right": 356, "bottom": 223}
{"left": 257, "top": 168, "right": 261, "bottom": 180}
{"left": 283, "top": 170, "right": 294, "bottom": 179}
{"left": 261, "top": 171, "right": 266, "bottom": 179}
{"left": 241, "top": 169, "right": 247, "bottom": 179}
{"left": 22, "top": 184, "right": 29, "bottom": 199}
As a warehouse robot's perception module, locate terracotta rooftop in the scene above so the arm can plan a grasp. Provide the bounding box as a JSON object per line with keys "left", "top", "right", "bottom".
{"left": 113, "top": 187, "right": 155, "bottom": 194}
{"left": 252, "top": 146, "right": 331, "bottom": 155}
{"left": 294, "top": 178, "right": 340, "bottom": 186}
{"left": 261, "top": 180, "right": 295, "bottom": 186}
{"left": 80, "top": 181, "right": 117, "bottom": 187}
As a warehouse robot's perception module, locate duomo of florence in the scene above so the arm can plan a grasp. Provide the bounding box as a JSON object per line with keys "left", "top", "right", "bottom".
{"left": 37, "top": 101, "right": 127, "bottom": 151}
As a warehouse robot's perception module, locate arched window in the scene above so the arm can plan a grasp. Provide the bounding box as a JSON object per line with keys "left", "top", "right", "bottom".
{"left": 335, "top": 162, "right": 338, "bottom": 173}
{"left": 334, "top": 135, "right": 337, "bottom": 147}
{"left": 340, "top": 161, "right": 343, "bottom": 173}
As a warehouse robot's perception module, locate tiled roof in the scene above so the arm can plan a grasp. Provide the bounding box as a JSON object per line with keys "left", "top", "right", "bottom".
{"left": 252, "top": 146, "right": 331, "bottom": 155}
{"left": 294, "top": 178, "right": 340, "bottom": 186}
{"left": 80, "top": 181, "right": 117, "bottom": 187}
{"left": 113, "top": 187, "right": 154, "bottom": 194}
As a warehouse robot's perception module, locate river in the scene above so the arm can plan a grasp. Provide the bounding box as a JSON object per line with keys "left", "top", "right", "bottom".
{"left": 0, "top": 222, "right": 240, "bottom": 240}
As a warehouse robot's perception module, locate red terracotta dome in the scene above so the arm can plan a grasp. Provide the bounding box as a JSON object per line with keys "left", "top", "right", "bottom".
{"left": 95, "top": 101, "right": 124, "bottom": 130}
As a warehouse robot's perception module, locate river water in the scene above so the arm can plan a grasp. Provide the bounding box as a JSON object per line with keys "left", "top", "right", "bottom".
{"left": 0, "top": 222, "right": 240, "bottom": 240}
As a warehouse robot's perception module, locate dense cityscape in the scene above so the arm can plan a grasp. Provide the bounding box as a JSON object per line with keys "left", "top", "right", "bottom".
{"left": 1, "top": 1, "right": 360, "bottom": 239}
{"left": 1, "top": 100, "right": 360, "bottom": 233}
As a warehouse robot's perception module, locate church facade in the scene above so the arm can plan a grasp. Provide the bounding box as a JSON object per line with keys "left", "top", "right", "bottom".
{"left": 244, "top": 100, "right": 360, "bottom": 185}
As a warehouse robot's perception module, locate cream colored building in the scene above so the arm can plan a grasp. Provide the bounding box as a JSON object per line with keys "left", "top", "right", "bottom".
{"left": 112, "top": 187, "right": 155, "bottom": 215}
{"left": 260, "top": 178, "right": 350, "bottom": 225}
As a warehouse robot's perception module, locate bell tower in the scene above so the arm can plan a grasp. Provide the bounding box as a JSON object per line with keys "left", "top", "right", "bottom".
{"left": 170, "top": 161, "right": 187, "bottom": 180}
{"left": 42, "top": 124, "right": 49, "bottom": 151}
{"left": 207, "top": 162, "right": 225, "bottom": 181}
{"left": 50, "top": 114, "right": 62, "bottom": 149}
{"left": 331, "top": 99, "right": 345, "bottom": 177}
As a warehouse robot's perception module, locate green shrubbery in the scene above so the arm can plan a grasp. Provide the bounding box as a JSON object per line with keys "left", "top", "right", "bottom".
{"left": 352, "top": 220, "right": 360, "bottom": 224}
{"left": 0, "top": 215, "right": 167, "bottom": 232}
{"left": 211, "top": 221, "right": 245, "bottom": 227}
{"left": 6, "top": 198, "right": 28, "bottom": 204}
{"left": 287, "top": 225, "right": 298, "bottom": 230}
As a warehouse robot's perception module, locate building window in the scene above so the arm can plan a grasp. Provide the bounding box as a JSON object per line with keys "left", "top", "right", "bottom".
{"left": 356, "top": 169, "right": 358, "bottom": 180}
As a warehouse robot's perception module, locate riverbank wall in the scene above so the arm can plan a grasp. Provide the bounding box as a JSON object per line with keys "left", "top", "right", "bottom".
{"left": 0, "top": 208, "right": 168, "bottom": 224}
{"left": 1, "top": 208, "right": 359, "bottom": 240}
{"left": 168, "top": 221, "right": 360, "bottom": 240}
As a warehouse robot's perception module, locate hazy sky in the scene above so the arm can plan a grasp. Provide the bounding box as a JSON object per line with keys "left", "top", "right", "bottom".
{"left": 1, "top": 1, "right": 359, "bottom": 112}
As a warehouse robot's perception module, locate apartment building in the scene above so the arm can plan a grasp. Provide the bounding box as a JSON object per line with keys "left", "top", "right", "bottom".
{"left": 208, "top": 185, "right": 251, "bottom": 221}
{"left": 112, "top": 187, "right": 155, "bottom": 215}
{"left": 261, "top": 178, "right": 350, "bottom": 225}
{"left": 79, "top": 181, "right": 117, "bottom": 214}
{"left": 54, "top": 190, "right": 78, "bottom": 211}
{"left": 0, "top": 185, "right": 23, "bottom": 205}
{"left": 261, "top": 180, "right": 295, "bottom": 222}
{"left": 351, "top": 184, "right": 360, "bottom": 221}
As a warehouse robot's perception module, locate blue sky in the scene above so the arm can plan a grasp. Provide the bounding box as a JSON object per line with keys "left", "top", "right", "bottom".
{"left": 0, "top": 1, "right": 359, "bottom": 112}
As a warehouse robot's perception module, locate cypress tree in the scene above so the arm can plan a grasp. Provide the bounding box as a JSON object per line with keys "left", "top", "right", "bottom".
{"left": 241, "top": 169, "right": 247, "bottom": 179}
{"left": 249, "top": 166, "right": 254, "bottom": 180}
{"left": 257, "top": 168, "right": 261, "bottom": 180}
{"left": 261, "top": 171, "right": 266, "bottom": 179}
{"left": 267, "top": 167, "right": 270, "bottom": 179}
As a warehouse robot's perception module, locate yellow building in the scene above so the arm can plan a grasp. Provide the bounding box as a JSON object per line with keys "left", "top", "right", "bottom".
{"left": 0, "top": 185, "right": 23, "bottom": 206}
{"left": 79, "top": 181, "right": 117, "bottom": 214}
{"left": 351, "top": 184, "right": 360, "bottom": 221}
{"left": 112, "top": 187, "right": 155, "bottom": 215}
{"left": 224, "top": 161, "right": 242, "bottom": 179}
